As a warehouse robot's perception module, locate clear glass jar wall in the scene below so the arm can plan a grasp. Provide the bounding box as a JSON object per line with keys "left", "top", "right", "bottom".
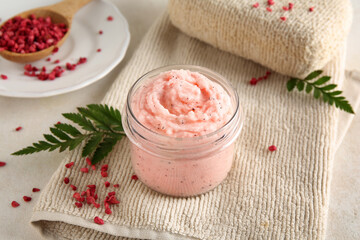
{"left": 122, "top": 65, "right": 244, "bottom": 197}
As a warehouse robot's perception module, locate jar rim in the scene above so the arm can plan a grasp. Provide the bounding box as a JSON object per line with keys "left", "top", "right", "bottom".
{"left": 125, "top": 64, "right": 243, "bottom": 144}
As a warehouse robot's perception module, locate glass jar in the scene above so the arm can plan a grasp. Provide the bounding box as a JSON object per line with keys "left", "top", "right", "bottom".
{"left": 122, "top": 65, "right": 244, "bottom": 197}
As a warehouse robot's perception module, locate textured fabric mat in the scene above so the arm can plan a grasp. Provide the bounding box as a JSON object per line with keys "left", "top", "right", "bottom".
{"left": 31, "top": 13, "right": 347, "bottom": 240}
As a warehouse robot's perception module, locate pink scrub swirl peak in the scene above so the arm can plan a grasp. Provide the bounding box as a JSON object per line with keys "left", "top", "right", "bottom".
{"left": 123, "top": 65, "right": 244, "bottom": 197}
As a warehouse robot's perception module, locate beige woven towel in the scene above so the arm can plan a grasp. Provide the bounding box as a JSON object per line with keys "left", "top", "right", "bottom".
{"left": 168, "top": 0, "right": 352, "bottom": 78}
{"left": 32, "top": 13, "right": 346, "bottom": 240}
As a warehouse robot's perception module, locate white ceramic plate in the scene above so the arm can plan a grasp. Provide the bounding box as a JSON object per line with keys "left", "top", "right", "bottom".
{"left": 0, "top": 0, "right": 130, "bottom": 98}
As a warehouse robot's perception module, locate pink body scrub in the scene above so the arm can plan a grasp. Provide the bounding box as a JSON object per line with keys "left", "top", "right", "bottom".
{"left": 131, "top": 69, "right": 233, "bottom": 137}
{"left": 123, "top": 66, "right": 243, "bottom": 197}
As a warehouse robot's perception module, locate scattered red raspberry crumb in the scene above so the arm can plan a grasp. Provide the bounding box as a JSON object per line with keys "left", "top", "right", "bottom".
{"left": 94, "top": 216, "right": 104, "bottom": 225}
{"left": 250, "top": 78, "right": 257, "bottom": 85}
{"left": 0, "top": 161, "right": 6, "bottom": 167}
{"left": 253, "top": 2, "right": 259, "bottom": 8}
{"left": 85, "top": 157, "right": 96, "bottom": 170}
{"left": 99, "top": 30, "right": 103, "bottom": 35}
{"left": 66, "top": 62, "right": 76, "bottom": 71}
{"left": 107, "top": 16, "right": 113, "bottom": 21}
{"left": 288, "top": 3, "right": 294, "bottom": 10}
{"left": 52, "top": 47, "right": 59, "bottom": 53}
{"left": 1, "top": 74, "right": 8, "bottom": 80}
{"left": 65, "top": 162, "right": 74, "bottom": 168}
{"left": 108, "top": 191, "right": 116, "bottom": 196}
{"left": 268, "top": 145, "right": 277, "bottom": 152}
{"left": 0, "top": 16, "right": 67, "bottom": 54}
{"left": 282, "top": 6, "right": 289, "bottom": 11}
{"left": 56, "top": 121, "right": 61, "bottom": 124}
{"left": 11, "top": 201, "right": 20, "bottom": 208}
{"left": 101, "top": 164, "right": 108, "bottom": 172}
{"left": 15, "top": 126, "right": 22, "bottom": 131}
{"left": 70, "top": 184, "right": 77, "bottom": 191}
{"left": 32, "top": 188, "right": 40, "bottom": 192}
{"left": 54, "top": 59, "right": 60, "bottom": 64}
{"left": 280, "top": 16, "right": 287, "bottom": 21}
{"left": 73, "top": 185, "right": 105, "bottom": 211}
{"left": 266, "top": 7, "right": 272, "bottom": 12}
{"left": 86, "top": 185, "right": 101, "bottom": 208}
{"left": 97, "top": 48, "right": 101, "bottom": 52}
{"left": 78, "top": 57, "right": 87, "bottom": 64}
{"left": 103, "top": 191, "right": 120, "bottom": 215}
{"left": 268, "top": 0, "right": 275, "bottom": 6}
{"left": 73, "top": 192, "right": 85, "bottom": 202}
{"left": 23, "top": 56, "right": 86, "bottom": 81}
{"left": 113, "top": 184, "right": 119, "bottom": 188}
{"left": 64, "top": 177, "right": 70, "bottom": 184}
{"left": 131, "top": 175, "right": 138, "bottom": 181}
{"left": 23, "top": 63, "right": 65, "bottom": 81}
{"left": 309, "top": 7, "right": 314, "bottom": 12}
{"left": 105, "top": 208, "right": 112, "bottom": 215}
{"left": 101, "top": 171, "right": 108, "bottom": 178}
{"left": 104, "top": 181, "right": 110, "bottom": 188}
{"left": 75, "top": 202, "right": 83, "bottom": 208}
{"left": 23, "top": 196, "right": 32, "bottom": 202}
{"left": 46, "top": 57, "right": 51, "bottom": 62}
{"left": 250, "top": 71, "right": 271, "bottom": 85}
{"left": 80, "top": 167, "right": 89, "bottom": 173}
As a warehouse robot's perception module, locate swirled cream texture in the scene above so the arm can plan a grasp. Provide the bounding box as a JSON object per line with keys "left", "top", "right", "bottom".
{"left": 131, "top": 69, "right": 232, "bottom": 138}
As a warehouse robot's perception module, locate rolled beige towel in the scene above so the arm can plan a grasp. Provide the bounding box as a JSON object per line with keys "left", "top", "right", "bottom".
{"left": 168, "top": 0, "right": 352, "bottom": 78}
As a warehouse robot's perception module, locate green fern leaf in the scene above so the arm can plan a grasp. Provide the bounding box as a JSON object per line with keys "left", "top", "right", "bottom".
{"left": 287, "top": 70, "right": 355, "bottom": 114}
{"left": 329, "top": 91, "right": 342, "bottom": 96}
{"left": 313, "top": 88, "right": 321, "bottom": 99}
{"left": 12, "top": 146, "right": 41, "bottom": 155}
{"left": 321, "top": 84, "right": 337, "bottom": 91}
{"left": 334, "top": 99, "right": 354, "bottom": 114}
{"left": 77, "top": 107, "right": 112, "bottom": 131}
{"left": 62, "top": 113, "right": 96, "bottom": 132}
{"left": 305, "top": 84, "right": 312, "bottom": 93}
{"left": 305, "top": 70, "right": 323, "bottom": 80}
{"left": 12, "top": 104, "right": 126, "bottom": 164}
{"left": 323, "top": 94, "right": 329, "bottom": 102}
{"left": 82, "top": 132, "right": 104, "bottom": 157}
{"left": 44, "top": 134, "right": 60, "bottom": 144}
{"left": 296, "top": 81, "right": 305, "bottom": 91}
{"left": 35, "top": 141, "right": 53, "bottom": 150}
{"left": 91, "top": 137, "right": 120, "bottom": 164}
{"left": 287, "top": 78, "right": 298, "bottom": 91}
{"left": 55, "top": 123, "right": 82, "bottom": 137}
{"left": 69, "top": 136, "right": 87, "bottom": 151}
{"left": 313, "top": 76, "right": 331, "bottom": 85}
{"left": 50, "top": 127, "right": 71, "bottom": 141}
{"left": 87, "top": 104, "right": 123, "bottom": 131}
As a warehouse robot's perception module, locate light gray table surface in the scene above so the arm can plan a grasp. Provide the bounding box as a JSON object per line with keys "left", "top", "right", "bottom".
{"left": 0, "top": 0, "right": 359, "bottom": 239}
